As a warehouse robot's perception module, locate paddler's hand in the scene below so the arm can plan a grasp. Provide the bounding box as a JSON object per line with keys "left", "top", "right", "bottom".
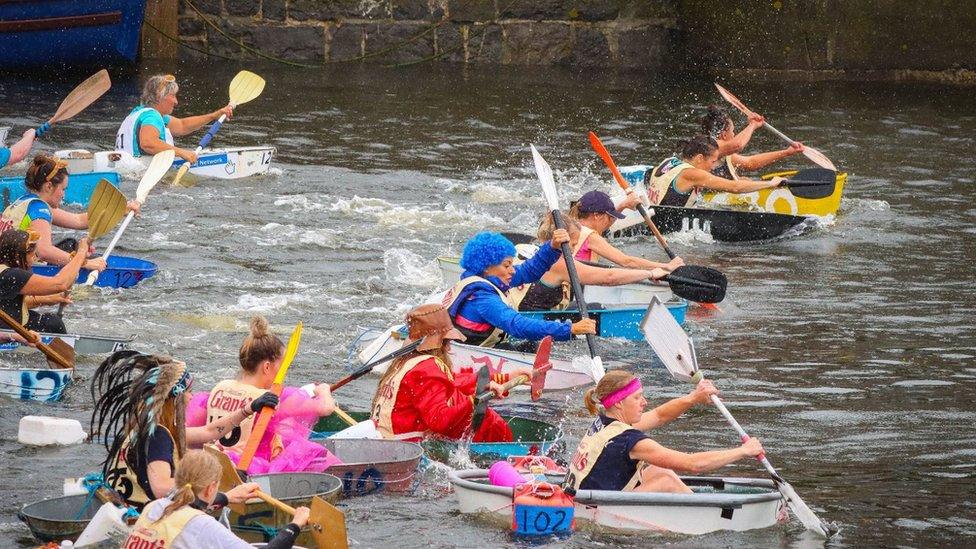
{"left": 787, "top": 141, "right": 804, "bottom": 154}
{"left": 690, "top": 379, "right": 719, "bottom": 405}
{"left": 126, "top": 200, "right": 141, "bottom": 217}
{"left": 213, "top": 104, "right": 233, "bottom": 121}
{"left": 665, "top": 257, "right": 684, "bottom": 271}
{"left": 248, "top": 391, "right": 279, "bottom": 414}
{"left": 748, "top": 113, "right": 765, "bottom": 127}
{"left": 52, "top": 292, "right": 72, "bottom": 306}
{"left": 571, "top": 318, "right": 597, "bottom": 335}
{"left": 83, "top": 257, "right": 108, "bottom": 272}
{"left": 176, "top": 148, "right": 198, "bottom": 165}
{"left": 740, "top": 437, "right": 764, "bottom": 458}
{"left": 290, "top": 506, "right": 311, "bottom": 528}
{"left": 225, "top": 482, "right": 261, "bottom": 504}
{"left": 647, "top": 268, "right": 668, "bottom": 280}
{"left": 550, "top": 228, "right": 570, "bottom": 250}
{"left": 769, "top": 176, "right": 786, "bottom": 189}
{"left": 618, "top": 192, "right": 643, "bottom": 212}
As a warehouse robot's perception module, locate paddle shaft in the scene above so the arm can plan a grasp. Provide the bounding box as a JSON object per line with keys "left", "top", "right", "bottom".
{"left": 85, "top": 212, "right": 134, "bottom": 285}
{"left": 0, "top": 309, "right": 72, "bottom": 368}
{"left": 333, "top": 405, "right": 357, "bottom": 427}
{"left": 474, "top": 363, "right": 552, "bottom": 403}
{"left": 171, "top": 112, "right": 230, "bottom": 185}
{"left": 330, "top": 339, "right": 422, "bottom": 392}
{"left": 551, "top": 210, "right": 599, "bottom": 358}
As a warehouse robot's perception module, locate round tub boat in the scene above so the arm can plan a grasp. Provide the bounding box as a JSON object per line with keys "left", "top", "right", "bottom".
{"left": 319, "top": 438, "right": 423, "bottom": 496}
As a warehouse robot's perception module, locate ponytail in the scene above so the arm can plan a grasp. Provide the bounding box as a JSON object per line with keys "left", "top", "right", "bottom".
{"left": 581, "top": 370, "right": 638, "bottom": 415}
{"left": 239, "top": 315, "right": 285, "bottom": 374}
{"left": 157, "top": 450, "right": 220, "bottom": 521}
{"left": 676, "top": 134, "right": 718, "bottom": 160}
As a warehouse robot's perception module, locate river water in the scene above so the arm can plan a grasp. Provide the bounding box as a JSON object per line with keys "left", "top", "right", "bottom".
{"left": 0, "top": 62, "right": 973, "bottom": 548}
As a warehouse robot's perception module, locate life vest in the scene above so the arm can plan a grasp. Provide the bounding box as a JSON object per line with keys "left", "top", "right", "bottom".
{"left": 0, "top": 195, "right": 45, "bottom": 233}
{"left": 711, "top": 155, "right": 739, "bottom": 180}
{"left": 123, "top": 501, "right": 204, "bottom": 548}
{"left": 106, "top": 426, "right": 180, "bottom": 508}
{"left": 206, "top": 380, "right": 283, "bottom": 458}
{"left": 565, "top": 418, "right": 642, "bottom": 491}
{"left": 444, "top": 276, "right": 517, "bottom": 347}
{"left": 116, "top": 107, "right": 174, "bottom": 157}
{"left": 647, "top": 157, "right": 696, "bottom": 207}
{"left": 0, "top": 264, "right": 28, "bottom": 325}
{"left": 371, "top": 354, "right": 456, "bottom": 441}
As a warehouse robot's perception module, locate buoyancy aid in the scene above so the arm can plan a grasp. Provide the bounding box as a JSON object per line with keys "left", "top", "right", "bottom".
{"left": 710, "top": 155, "right": 739, "bottom": 180}
{"left": 206, "top": 379, "right": 283, "bottom": 457}
{"left": 116, "top": 107, "right": 174, "bottom": 157}
{"left": 647, "top": 157, "right": 696, "bottom": 207}
{"left": 371, "top": 354, "right": 456, "bottom": 441}
{"left": 444, "top": 276, "right": 517, "bottom": 347}
{"left": 565, "top": 418, "right": 642, "bottom": 491}
{"left": 122, "top": 502, "right": 204, "bottom": 548}
{"left": 106, "top": 426, "right": 180, "bottom": 509}
{"left": 0, "top": 194, "right": 45, "bottom": 233}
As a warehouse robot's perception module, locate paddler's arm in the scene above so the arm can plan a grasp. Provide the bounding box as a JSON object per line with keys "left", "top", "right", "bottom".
{"left": 678, "top": 168, "right": 783, "bottom": 195}
{"left": 715, "top": 113, "right": 764, "bottom": 157}
{"left": 629, "top": 436, "right": 764, "bottom": 474}
{"left": 147, "top": 459, "right": 175, "bottom": 500}
{"left": 137, "top": 124, "right": 198, "bottom": 165}
{"left": 167, "top": 105, "right": 233, "bottom": 137}
{"left": 20, "top": 241, "right": 87, "bottom": 295}
{"left": 572, "top": 259, "right": 666, "bottom": 285}
{"left": 469, "top": 290, "right": 572, "bottom": 341}
{"left": 731, "top": 142, "right": 804, "bottom": 172}
{"left": 632, "top": 379, "right": 718, "bottom": 431}
{"left": 582, "top": 234, "right": 678, "bottom": 272}
{"left": 509, "top": 240, "right": 562, "bottom": 288}
{"left": 50, "top": 206, "right": 89, "bottom": 230}
{"left": 184, "top": 392, "right": 277, "bottom": 446}
{"left": 3, "top": 129, "right": 36, "bottom": 167}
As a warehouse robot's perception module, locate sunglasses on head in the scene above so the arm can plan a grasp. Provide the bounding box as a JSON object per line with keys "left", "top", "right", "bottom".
{"left": 158, "top": 74, "right": 176, "bottom": 94}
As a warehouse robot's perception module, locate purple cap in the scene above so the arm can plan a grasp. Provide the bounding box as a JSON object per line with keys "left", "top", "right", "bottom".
{"left": 577, "top": 190, "right": 625, "bottom": 219}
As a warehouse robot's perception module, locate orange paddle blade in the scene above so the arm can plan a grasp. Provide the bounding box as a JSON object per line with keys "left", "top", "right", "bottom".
{"left": 588, "top": 131, "right": 632, "bottom": 191}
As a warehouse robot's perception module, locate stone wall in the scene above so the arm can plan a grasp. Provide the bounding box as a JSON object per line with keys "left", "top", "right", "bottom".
{"left": 173, "top": 0, "right": 679, "bottom": 67}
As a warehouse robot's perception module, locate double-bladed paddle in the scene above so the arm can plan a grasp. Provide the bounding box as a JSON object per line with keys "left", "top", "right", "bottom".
{"left": 471, "top": 336, "right": 553, "bottom": 431}
{"left": 714, "top": 83, "right": 837, "bottom": 171}
{"left": 588, "top": 132, "right": 728, "bottom": 304}
{"left": 0, "top": 309, "right": 74, "bottom": 369}
{"left": 85, "top": 150, "right": 175, "bottom": 286}
{"left": 639, "top": 296, "right": 836, "bottom": 538}
{"left": 35, "top": 69, "right": 111, "bottom": 138}
{"left": 170, "top": 70, "right": 266, "bottom": 187}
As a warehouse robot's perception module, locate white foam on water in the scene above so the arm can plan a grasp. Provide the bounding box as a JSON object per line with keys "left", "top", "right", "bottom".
{"left": 375, "top": 202, "right": 504, "bottom": 230}
{"left": 256, "top": 222, "right": 340, "bottom": 248}
{"left": 842, "top": 197, "right": 891, "bottom": 213}
{"left": 148, "top": 231, "right": 193, "bottom": 250}
{"left": 469, "top": 182, "right": 532, "bottom": 204}
{"left": 230, "top": 292, "right": 317, "bottom": 313}
{"left": 329, "top": 195, "right": 395, "bottom": 216}
{"left": 665, "top": 226, "right": 715, "bottom": 246}
{"left": 274, "top": 194, "right": 328, "bottom": 212}
{"left": 383, "top": 249, "right": 442, "bottom": 288}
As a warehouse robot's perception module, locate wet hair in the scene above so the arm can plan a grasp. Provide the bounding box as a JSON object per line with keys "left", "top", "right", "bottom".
{"left": 676, "top": 135, "right": 719, "bottom": 160}
{"left": 239, "top": 315, "right": 285, "bottom": 374}
{"left": 537, "top": 211, "right": 580, "bottom": 241}
{"left": 24, "top": 154, "right": 67, "bottom": 191}
{"left": 0, "top": 229, "right": 31, "bottom": 269}
{"left": 158, "top": 450, "right": 220, "bottom": 521}
{"left": 460, "top": 232, "right": 516, "bottom": 275}
{"left": 701, "top": 105, "right": 733, "bottom": 139}
{"left": 141, "top": 74, "right": 179, "bottom": 107}
{"left": 583, "top": 370, "right": 637, "bottom": 415}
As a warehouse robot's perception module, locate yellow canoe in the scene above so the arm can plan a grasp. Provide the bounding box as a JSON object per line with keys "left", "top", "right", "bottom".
{"left": 702, "top": 170, "right": 847, "bottom": 217}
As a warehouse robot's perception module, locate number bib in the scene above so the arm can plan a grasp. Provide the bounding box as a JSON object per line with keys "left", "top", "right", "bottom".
{"left": 206, "top": 380, "right": 280, "bottom": 455}
{"left": 123, "top": 502, "right": 204, "bottom": 547}
{"left": 565, "top": 418, "right": 641, "bottom": 492}
{"left": 107, "top": 426, "right": 178, "bottom": 508}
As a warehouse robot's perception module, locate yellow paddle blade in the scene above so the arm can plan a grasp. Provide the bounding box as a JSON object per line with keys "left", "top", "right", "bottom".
{"left": 169, "top": 163, "right": 192, "bottom": 188}
{"left": 309, "top": 496, "right": 348, "bottom": 549}
{"left": 138, "top": 149, "right": 175, "bottom": 203}
{"left": 86, "top": 179, "right": 127, "bottom": 240}
{"left": 228, "top": 70, "right": 265, "bottom": 107}
{"left": 49, "top": 69, "right": 112, "bottom": 125}
{"left": 273, "top": 322, "right": 303, "bottom": 385}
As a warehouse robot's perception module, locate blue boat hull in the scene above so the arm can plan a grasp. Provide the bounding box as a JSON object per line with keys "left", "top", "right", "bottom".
{"left": 32, "top": 255, "right": 156, "bottom": 289}
{"left": 521, "top": 300, "right": 688, "bottom": 341}
{"left": 0, "top": 172, "right": 120, "bottom": 209}
{"left": 0, "top": 1, "right": 146, "bottom": 68}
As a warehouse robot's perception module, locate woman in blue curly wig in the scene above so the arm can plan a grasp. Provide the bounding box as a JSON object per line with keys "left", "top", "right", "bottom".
{"left": 445, "top": 230, "right": 596, "bottom": 347}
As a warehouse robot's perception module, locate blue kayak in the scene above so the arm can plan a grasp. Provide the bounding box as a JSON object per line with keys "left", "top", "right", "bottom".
{"left": 520, "top": 300, "right": 688, "bottom": 341}
{"left": 0, "top": 172, "right": 121, "bottom": 208}
{"left": 32, "top": 255, "right": 157, "bottom": 289}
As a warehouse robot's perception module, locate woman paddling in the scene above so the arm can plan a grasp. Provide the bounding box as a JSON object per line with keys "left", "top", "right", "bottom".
{"left": 567, "top": 190, "right": 684, "bottom": 270}
{"left": 0, "top": 127, "right": 35, "bottom": 169}
{"left": 446, "top": 231, "right": 596, "bottom": 347}
{"left": 91, "top": 351, "right": 279, "bottom": 509}
{"left": 116, "top": 74, "right": 233, "bottom": 164}
{"left": 645, "top": 135, "right": 786, "bottom": 207}
{"left": 371, "top": 304, "right": 530, "bottom": 443}
{"left": 0, "top": 154, "right": 137, "bottom": 270}
{"left": 0, "top": 228, "right": 83, "bottom": 333}
{"left": 565, "top": 370, "right": 763, "bottom": 493}
{"left": 186, "top": 316, "right": 340, "bottom": 474}
{"left": 518, "top": 213, "right": 668, "bottom": 312}
{"left": 702, "top": 105, "right": 805, "bottom": 180}
{"left": 124, "top": 449, "right": 308, "bottom": 549}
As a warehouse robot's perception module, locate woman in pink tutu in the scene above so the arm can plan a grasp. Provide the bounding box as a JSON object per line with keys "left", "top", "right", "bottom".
{"left": 187, "top": 316, "right": 340, "bottom": 474}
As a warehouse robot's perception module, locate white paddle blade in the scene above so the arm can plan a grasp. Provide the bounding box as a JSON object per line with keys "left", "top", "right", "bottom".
{"left": 228, "top": 70, "right": 266, "bottom": 106}
{"left": 137, "top": 149, "right": 175, "bottom": 203}
{"left": 640, "top": 296, "right": 698, "bottom": 381}
{"left": 530, "top": 144, "right": 560, "bottom": 211}
{"left": 801, "top": 146, "right": 837, "bottom": 171}
{"left": 590, "top": 356, "right": 606, "bottom": 382}
{"left": 777, "top": 479, "right": 834, "bottom": 537}
{"left": 329, "top": 420, "right": 382, "bottom": 440}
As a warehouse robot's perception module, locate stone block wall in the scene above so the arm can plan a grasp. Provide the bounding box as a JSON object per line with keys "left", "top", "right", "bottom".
{"left": 174, "top": 0, "right": 679, "bottom": 67}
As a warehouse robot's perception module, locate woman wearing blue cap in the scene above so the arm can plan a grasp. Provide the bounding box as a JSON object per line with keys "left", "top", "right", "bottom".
{"left": 445, "top": 230, "right": 596, "bottom": 347}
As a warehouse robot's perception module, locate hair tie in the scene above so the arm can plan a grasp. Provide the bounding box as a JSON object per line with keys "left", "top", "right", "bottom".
{"left": 184, "top": 483, "right": 193, "bottom": 491}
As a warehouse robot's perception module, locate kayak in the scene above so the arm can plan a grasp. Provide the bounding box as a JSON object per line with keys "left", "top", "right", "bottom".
{"left": 32, "top": 255, "right": 157, "bottom": 289}
{"left": 618, "top": 165, "right": 847, "bottom": 217}
{"left": 0, "top": 171, "right": 121, "bottom": 208}
{"left": 231, "top": 472, "right": 342, "bottom": 546}
{"left": 609, "top": 204, "right": 815, "bottom": 243}
{"left": 0, "top": 365, "right": 71, "bottom": 402}
{"left": 450, "top": 469, "right": 786, "bottom": 535}
{"left": 437, "top": 255, "right": 675, "bottom": 306}
{"left": 318, "top": 438, "right": 424, "bottom": 496}
{"left": 520, "top": 300, "right": 687, "bottom": 341}
{"left": 0, "top": 330, "right": 134, "bottom": 354}
{"left": 356, "top": 326, "right": 596, "bottom": 392}
{"left": 312, "top": 412, "right": 564, "bottom": 467}
{"left": 55, "top": 146, "right": 276, "bottom": 181}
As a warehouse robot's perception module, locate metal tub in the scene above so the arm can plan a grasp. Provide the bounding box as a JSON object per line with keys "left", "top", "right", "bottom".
{"left": 320, "top": 438, "right": 423, "bottom": 496}
{"left": 230, "top": 472, "right": 342, "bottom": 546}
{"left": 18, "top": 494, "right": 101, "bottom": 543}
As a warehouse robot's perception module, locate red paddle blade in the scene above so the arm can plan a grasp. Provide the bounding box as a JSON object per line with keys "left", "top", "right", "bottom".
{"left": 714, "top": 82, "right": 754, "bottom": 116}
{"left": 531, "top": 336, "right": 553, "bottom": 400}
{"left": 588, "top": 131, "right": 631, "bottom": 191}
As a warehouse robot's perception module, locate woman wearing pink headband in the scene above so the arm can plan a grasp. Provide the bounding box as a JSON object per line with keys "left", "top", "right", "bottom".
{"left": 565, "top": 370, "right": 764, "bottom": 493}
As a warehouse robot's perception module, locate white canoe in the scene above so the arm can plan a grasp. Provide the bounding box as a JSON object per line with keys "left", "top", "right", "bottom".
{"left": 0, "top": 330, "right": 134, "bottom": 355}
{"left": 449, "top": 469, "right": 786, "bottom": 535}
{"left": 356, "top": 327, "right": 595, "bottom": 391}
{"left": 0, "top": 365, "right": 72, "bottom": 402}
{"left": 55, "top": 146, "right": 275, "bottom": 180}
{"left": 437, "top": 256, "right": 673, "bottom": 306}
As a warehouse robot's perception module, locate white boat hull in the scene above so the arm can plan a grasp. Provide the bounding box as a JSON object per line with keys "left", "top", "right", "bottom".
{"left": 0, "top": 330, "right": 133, "bottom": 355}
{"left": 450, "top": 469, "right": 785, "bottom": 535}
{"left": 0, "top": 366, "right": 72, "bottom": 402}
{"left": 55, "top": 146, "right": 275, "bottom": 180}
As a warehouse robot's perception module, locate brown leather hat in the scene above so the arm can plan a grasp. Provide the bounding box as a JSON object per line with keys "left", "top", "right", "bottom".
{"left": 406, "top": 303, "right": 466, "bottom": 351}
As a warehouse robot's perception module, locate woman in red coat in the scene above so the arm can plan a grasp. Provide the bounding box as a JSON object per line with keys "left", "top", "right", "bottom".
{"left": 371, "top": 303, "right": 530, "bottom": 442}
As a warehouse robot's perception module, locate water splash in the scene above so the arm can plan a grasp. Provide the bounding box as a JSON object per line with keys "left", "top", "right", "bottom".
{"left": 383, "top": 249, "right": 443, "bottom": 288}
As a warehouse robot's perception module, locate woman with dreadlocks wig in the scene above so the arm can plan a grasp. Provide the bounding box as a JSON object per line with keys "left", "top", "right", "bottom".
{"left": 90, "top": 351, "right": 270, "bottom": 509}
{"left": 186, "top": 315, "right": 341, "bottom": 474}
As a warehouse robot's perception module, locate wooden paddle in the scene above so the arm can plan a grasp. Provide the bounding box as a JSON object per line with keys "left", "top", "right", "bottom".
{"left": 85, "top": 150, "right": 174, "bottom": 286}
{"left": 638, "top": 296, "right": 836, "bottom": 538}
{"left": 35, "top": 70, "right": 111, "bottom": 138}
{"left": 171, "top": 70, "right": 266, "bottom": 187}
{"left": 471, "top": 336, "right": 553, "bottom": 431}
{"left": 0, "top": 309, "right": 74, "bottom": 369}
{"left": 714, "top": 83, "right": 837, "bottom": 171}
{"left": 205, "top": 445, "right": 349, "bottom": 548}
{"left": 588, "top": 132, "right": 728, "bottom": 305}
{"left": 237, "top": 322, "right": 302, "bottom": 473}
{"left": 531, "top": 145, "right": 605, "bottom": 383}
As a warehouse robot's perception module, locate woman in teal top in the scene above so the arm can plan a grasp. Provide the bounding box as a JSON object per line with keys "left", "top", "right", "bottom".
{"left": 0, "top": 128, "right": 36, "bottom": 169}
